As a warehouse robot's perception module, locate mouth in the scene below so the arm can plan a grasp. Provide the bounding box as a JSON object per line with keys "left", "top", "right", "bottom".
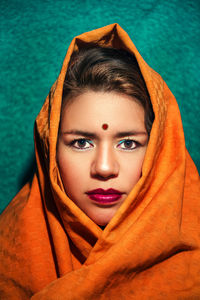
{"left": 86, "top": 188, "right": 123, "bottom": 204}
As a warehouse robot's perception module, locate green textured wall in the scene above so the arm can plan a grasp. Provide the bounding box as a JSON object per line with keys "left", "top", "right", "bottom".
{"left": 1, "top": 0, "right": 200, "bottom": 212}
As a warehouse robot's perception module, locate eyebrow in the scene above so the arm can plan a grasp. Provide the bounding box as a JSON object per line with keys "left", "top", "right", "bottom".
{"left": 61, "top": 130, "right": 148, "bottom": 138}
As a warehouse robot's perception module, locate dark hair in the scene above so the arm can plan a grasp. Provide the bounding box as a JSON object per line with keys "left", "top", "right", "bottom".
{"left": 62, "top": 47, "right": 154, "bottom": 134}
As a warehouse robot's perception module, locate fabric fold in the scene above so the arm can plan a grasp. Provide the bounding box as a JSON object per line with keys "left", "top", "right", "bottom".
{"left": 0, "top": 23, "right": 199, "bottom": 299}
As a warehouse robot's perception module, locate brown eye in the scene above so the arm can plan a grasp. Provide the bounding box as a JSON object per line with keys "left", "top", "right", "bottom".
{"left": 70, "top": 139, "right": 94, "bottom": 150}
{"left": 124, "top": 140, "right": 134, "bottom": 148}
{"left": 77, "top": 139, "right": 87, "bottom": 148}
{"left": 117, "top": 139, "right": 138, "bottom": 150}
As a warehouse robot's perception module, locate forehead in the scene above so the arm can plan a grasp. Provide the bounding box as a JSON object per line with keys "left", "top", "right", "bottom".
{"left": 60, "top": 91, "right": 145, "bottom": 132}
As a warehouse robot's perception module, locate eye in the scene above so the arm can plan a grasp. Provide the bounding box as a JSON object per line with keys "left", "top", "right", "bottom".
{"left": 70, "top": 138, "right": 94, "bottom": 150}
{"left": 117, "top": 139, "right": 138, "bottom": 150}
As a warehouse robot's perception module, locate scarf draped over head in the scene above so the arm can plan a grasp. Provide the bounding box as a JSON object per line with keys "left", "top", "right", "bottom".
{"left": 0, "top": 24, "right": 200, "bottom": 299}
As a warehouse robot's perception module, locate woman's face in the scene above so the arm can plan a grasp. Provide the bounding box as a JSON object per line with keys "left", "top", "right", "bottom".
{"left": 57, "top": 91, "right": 148, "bottom": 226}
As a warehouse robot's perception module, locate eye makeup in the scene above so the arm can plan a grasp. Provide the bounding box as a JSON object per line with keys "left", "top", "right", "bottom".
{"left": 117, "top": 139, "right": 140, "bottom": 150}
{"left": 68, "top": 138, "right": 94, "bottom": 150}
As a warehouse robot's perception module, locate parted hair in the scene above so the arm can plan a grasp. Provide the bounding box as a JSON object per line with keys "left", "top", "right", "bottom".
{"left": 62, "top": 47, "right": 154, "bottom": 134}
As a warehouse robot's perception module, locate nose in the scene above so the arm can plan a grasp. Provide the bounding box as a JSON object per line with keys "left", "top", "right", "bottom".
{"left": 91, "top": 143, "right": 119, "bottom": 180}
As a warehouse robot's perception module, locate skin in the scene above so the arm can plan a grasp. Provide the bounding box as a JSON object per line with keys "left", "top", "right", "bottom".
{"left": 57, "top": 91, "right": 148, "bottom": 226}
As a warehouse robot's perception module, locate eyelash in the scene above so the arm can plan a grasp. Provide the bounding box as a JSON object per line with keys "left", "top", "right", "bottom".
{"left": 68, "top": 138, "right": 140, "bottom": 151}
{"left": 68, "top": 139, "right": 94, "bottom": 150}
{"left": 117, "top": 139, "right": 139, "bottom": 150}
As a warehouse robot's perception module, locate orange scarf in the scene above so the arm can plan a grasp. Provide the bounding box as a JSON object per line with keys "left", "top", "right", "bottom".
{"left": 0, "top": 24, "right": 200, "bottom": 299}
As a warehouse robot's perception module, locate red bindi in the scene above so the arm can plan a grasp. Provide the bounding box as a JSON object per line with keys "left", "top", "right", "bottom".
{"left": 102, "top": 123, "right": 108, "bottom": 130}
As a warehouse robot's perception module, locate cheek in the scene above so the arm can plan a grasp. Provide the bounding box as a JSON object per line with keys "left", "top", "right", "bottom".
{"left": 121, "top": 151, "right": 146, "bottom": 185}
{"left": 129, "top": 162, "right": 142, "bottom": 183}
{"left": 57, "top": 149, "right": 87, "bottom": 194}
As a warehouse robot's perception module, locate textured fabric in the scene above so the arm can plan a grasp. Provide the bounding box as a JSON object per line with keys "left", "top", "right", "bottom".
{"left": 1, "top": 0, "right": 200, "bottom": 214}
{"left": 0, "top": 24, "right": 200, "bottom": 299}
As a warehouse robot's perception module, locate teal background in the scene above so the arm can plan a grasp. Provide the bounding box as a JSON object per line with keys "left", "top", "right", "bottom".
{"left": 1, "top": 0, "right": 200, "bottom": 212}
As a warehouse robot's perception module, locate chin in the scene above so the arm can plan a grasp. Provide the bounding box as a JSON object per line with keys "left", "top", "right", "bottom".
{"left": 90, "top": 211, "right": 116, "bottom": 227}
{"left": 95, "top": 219, "right": 109, "bottom": 226}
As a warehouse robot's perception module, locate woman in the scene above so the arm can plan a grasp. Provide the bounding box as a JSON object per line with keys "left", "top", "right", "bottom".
{"left": 57, "top": 46, "right": 154, "bottom": 228}
{"left": 0, "top": 24, "right": 199, "bottom": 299}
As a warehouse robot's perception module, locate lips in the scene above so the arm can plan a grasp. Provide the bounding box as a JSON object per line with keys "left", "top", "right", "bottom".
{"left": 86, "top": 189, "right": 123, "bottom": 204}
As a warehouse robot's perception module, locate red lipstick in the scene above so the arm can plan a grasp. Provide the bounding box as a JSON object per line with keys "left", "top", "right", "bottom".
{"left": 86, "top": 188, "right": 123, "bottom": 204}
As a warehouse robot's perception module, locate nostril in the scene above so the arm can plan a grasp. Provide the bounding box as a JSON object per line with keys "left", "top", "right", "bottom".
{"left": 91, "top": 173, "right": 117, "bottom": 181}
